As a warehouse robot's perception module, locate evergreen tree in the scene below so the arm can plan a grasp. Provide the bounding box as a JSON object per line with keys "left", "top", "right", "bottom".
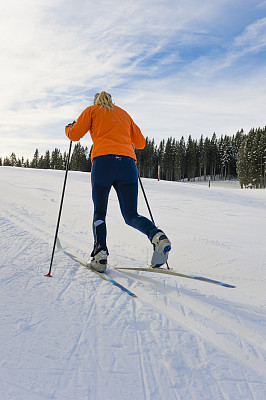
{"left": 31, "top": 149, "right": 39, "bottom": 168}
{"left": 0, "top": 157, "right": 2, "bottom": 166}
{"left": 157, "top": 140, "right": 165, "bottom": 180}
{"left": 197, "top": 136, "right": 204, "bottom": 180}
{"left": 136, "top": 137, "right": 158, "bottom": 178}
{"left": 195, "top": 139, "right": 201, "bottom": 179}
{"left": 16, "top": 158, "right": 22, "bottom": 167}
{"left": 62, "top": 151, "right": 68, "bottom": 170}
{"left": 186, "top": 135, "right": 197, "bottom": 181}
{"left": 176, "top": 136, "right": 186, "bottom": 181}
{"left": 163, "top": 137, "right": 178, "bottom": 181}
{"left": 44, "top": 150, "right": 51, "bottom": 169}
{"left": 87, "top": 146, "right": 93, "bottom": 172}
{"left": 231, "top": 132, "right": 244, "bottom": 177}
{"left": 10, "top": 152, "right": 17, "bottom": 167}
{"left": 220, "top": 136, "right": 235, "bottom": 180}
{"left": 38, "top": 156, "right": 46, "bottom": 169}
{"left": 203, "top": 137, "right": 210, "bottom": 180}
{"left": 236, "top": 137, "right": 249, "bottom": 188}
{"left": 3, "top": 157, "right": 11, "bottom": 166}
{"left": 148, "top": 139, "right": 158, "bottom": 179}
{"left": 257, "top": 128, "right": 266, "bottom": 188}
{"left": 141, "top": 139, "right": 156, "bottom": 178}
{"left": 209, "top": 133, "right": 219, "bottom": 180}
{"left": 51, "top": 148, "right": 63, "bottom": 170}
{"left": 173, "top": 140, "right": 179, "bottom": 181}
{"left": 249, "top": 129, "right": 262, "bottom": 188}
{"left": 70, "top": 143, "right": 89, "bottom": 172}
{"left": 236, "top": 127, "right": 266, "bottom": 188}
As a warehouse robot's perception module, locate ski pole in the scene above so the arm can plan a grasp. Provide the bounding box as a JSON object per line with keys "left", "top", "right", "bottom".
{"left": 45, "top": 140, "right": 72, "bottom": 277}
{"left": 138, "top": 173, "right": 170, "bottom": 269}
{"left": 138, "top": 173, "right": 155, "bottom": 224}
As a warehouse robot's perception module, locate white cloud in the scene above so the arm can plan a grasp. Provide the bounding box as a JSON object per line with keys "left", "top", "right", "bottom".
{"left": 0, "top": 0, "right": 266, "bottom": 159}
{"left": 256, "top": 1, "right": 266, "bottom": 8}
{"left": 120, "top": 66, "right": 266, "bottom": 146}
{"left": 233, "top": 17, "right": 266, "bottom": 53}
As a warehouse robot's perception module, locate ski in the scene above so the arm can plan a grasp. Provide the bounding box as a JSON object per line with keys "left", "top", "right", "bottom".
{"left": 114, "top": 267, "right": 235, "bottom": 288}
{"left": 56, "top": 238, "right": 137, "bottom": 297}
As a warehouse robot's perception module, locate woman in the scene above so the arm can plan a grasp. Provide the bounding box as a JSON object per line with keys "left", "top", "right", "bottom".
{"left": 65, "top": 91, "right": 171, "bottom": 272}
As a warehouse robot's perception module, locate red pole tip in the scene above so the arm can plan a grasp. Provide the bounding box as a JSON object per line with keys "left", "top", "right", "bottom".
{"left": 44, "top": 272, "right": 53, "bottom": 277}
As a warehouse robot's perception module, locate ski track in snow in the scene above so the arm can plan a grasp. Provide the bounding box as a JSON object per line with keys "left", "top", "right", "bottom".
{"left": 113, "top": 269, "right": 266, "bottom": 375}
{"left": 0, "top": 167, "right": 266, "bottom": 400}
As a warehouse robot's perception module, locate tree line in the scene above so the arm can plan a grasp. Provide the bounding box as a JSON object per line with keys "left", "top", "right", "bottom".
{"left": 1, "top": 127, "right": 266, "bottom": 188}
{"left": 135, "top": 127, "right": 266, "bottom": 188}
{"left": 0, "top": 143, "right": 92, "bottom": 172}
{"left": 236, "top": 127, "right": 266, "bottom": 188}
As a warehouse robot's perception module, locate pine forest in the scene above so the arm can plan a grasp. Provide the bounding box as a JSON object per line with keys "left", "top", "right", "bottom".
{"left": 1, "top": 127, "right": 266, "bottom": 189}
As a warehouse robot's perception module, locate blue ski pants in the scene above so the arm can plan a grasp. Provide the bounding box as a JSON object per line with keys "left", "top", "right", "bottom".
{"left": 91, "top": 155, "right": 158, "bottom": 250}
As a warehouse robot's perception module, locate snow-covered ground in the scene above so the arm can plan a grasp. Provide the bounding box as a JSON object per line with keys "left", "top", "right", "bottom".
{"left": 0, "top": 166, "right": 265, "bottom": 400}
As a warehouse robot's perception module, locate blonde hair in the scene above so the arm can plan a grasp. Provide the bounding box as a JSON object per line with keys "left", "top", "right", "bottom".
{"left": 94, "top": 91, "right": 114, "bottom": 111}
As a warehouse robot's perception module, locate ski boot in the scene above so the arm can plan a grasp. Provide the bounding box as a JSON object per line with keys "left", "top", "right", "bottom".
{"left": 150, "top": 230, "right": 171, "bottom": 268}
{"left": 88, "top": 243, "right": 108, "bottom": 273}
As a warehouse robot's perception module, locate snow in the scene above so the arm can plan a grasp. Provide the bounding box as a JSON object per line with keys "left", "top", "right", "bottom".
{"left": 0, "top": 166, "right": 266, "bottom": 400}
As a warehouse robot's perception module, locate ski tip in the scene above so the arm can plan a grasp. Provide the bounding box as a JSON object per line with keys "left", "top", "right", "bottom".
{"left": 193, "top": 276, "right": 236, "bottom": 288}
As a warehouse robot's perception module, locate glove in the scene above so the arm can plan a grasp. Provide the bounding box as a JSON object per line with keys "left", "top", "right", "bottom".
{"left": 66, "top": 120, "right": 76, "bottom": 128}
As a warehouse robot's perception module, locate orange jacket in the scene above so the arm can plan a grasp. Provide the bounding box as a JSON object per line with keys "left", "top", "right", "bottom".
{"left": 65, "top": 105, "right": 146, "bottom": 162}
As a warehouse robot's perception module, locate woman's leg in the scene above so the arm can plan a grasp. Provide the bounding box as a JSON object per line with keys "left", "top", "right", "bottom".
{"left": 113, "top": 180, "right": 158, "bottom": 239}
{"left": 91, "top": 182, "right": 110, "bottom": 250}
{"left": 91, "top": 157, "right": 112, "bottom": 251}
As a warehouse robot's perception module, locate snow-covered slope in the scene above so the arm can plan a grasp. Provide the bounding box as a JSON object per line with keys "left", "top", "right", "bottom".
{"left": 0, "top": 166, "right": 265, "bottom": 400}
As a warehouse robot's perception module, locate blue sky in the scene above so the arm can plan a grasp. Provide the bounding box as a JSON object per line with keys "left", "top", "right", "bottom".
{"left": 1, "top": 0, "right": 266, "bottom": 159}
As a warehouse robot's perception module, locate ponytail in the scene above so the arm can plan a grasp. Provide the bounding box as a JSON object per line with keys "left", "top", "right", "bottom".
{"left": 94, "top": 91, "right": 114, "bottom": 111}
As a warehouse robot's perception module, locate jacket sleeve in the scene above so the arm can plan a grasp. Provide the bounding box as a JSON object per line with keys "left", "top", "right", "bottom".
{"left": 130, "top": 120, "right": 146, "bottom": 149}
{"left": 65, "top": 107, "right": 92, "bottom": 141}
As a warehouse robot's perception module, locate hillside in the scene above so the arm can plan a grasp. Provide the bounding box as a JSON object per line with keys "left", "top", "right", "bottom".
{"left": 0, "top": 166, "right": 265, "bottom": 400}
